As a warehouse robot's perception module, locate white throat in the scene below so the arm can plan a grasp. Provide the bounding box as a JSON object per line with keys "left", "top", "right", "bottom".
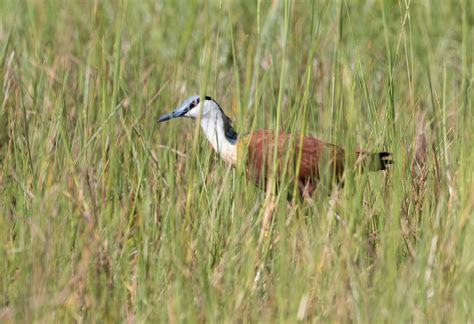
{"left": 200, "top": 108, "right": 237, "bottom": 165}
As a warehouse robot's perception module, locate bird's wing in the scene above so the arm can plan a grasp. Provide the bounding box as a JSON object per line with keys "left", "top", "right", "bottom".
{"left": 240, "top": 130, "right": 335, "bottom": 184}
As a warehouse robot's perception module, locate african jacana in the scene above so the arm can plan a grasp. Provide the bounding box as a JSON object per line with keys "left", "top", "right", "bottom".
{"left": 157, "top": 95, "right": 391, "bottom": 196}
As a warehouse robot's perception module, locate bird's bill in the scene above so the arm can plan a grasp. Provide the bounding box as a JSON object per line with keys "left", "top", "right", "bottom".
{"left": 157, "top": 104, "right": 189, "bottom": 123}
{"left": 157, "top": 111, "right": 174, "bottom": 123}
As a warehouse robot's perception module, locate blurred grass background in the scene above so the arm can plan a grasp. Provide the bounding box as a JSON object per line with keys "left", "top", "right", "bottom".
{"left": 0, "top": 0, "right": 472, "bottom": 322}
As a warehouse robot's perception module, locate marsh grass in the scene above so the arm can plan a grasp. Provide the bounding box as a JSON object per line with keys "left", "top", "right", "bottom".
{"left": 0, "top": 0, "right": 472, "bottom": 322}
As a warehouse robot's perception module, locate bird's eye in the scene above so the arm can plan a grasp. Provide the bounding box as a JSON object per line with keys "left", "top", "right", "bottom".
{"left": 189, "top": 101, "right": 195, "bottom": 109}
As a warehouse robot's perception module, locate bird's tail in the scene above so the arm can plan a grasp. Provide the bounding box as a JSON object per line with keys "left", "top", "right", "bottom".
{"left": 356, "top": 151, "right": 393, "bottom": 171}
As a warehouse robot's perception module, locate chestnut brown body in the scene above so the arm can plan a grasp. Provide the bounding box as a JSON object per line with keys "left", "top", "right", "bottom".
{"left": 239, "top": 130, "right": 391, "bottom": 196}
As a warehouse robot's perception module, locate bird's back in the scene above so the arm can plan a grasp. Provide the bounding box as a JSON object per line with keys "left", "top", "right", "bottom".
{"left": 237, "top": 130, "right": 343, "bottom": 195}
{"left": 237, "top": 130, "right": 390, "bottom": 196}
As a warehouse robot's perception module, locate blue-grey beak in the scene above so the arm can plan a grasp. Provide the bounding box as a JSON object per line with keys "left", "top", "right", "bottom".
{"left": 157, "top": 105, "right": 189, "bottom": 123}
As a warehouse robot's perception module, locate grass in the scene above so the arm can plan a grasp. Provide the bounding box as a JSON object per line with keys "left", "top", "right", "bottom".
{"left": 0, "top": 0, "right": 472, "bottom": 322}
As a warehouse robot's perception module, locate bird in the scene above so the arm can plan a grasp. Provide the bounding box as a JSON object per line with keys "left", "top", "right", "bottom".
{"left": 157, "top": 95, "right": 392, "bottom": 197}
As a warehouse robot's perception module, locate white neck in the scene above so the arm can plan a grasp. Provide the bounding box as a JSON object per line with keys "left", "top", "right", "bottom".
{"left": 200, "top": 108, "right": 237, "bottom": 165}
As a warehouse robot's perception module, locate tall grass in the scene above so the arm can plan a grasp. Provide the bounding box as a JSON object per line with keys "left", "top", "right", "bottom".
{"left": 0, "top": 0, "right": 472, "bottom": 322}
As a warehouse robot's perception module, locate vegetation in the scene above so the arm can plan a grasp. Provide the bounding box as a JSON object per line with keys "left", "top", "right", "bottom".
{"left": 0, "top": 0, "right": 472, "bottom": 322}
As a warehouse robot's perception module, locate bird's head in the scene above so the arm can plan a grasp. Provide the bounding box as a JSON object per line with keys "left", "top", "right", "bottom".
{"left": 158, "top": 95, "right": 238, "bottom": 145}
{"left": 157, "top": 95, "right": 216, "bottom": 123}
